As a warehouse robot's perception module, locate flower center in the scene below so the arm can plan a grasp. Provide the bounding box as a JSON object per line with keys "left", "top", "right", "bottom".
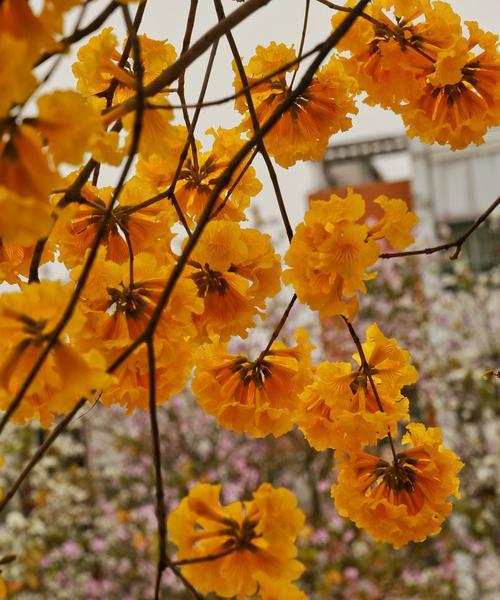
{"left": 107, "top": 284, "right": 149, "bottom": 318}
{"left": 191, "top": 263, "right": 229, "bottom": 298}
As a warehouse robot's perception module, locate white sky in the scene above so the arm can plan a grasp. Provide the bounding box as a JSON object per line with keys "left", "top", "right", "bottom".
{"left": 51, "top": 0, "right": 500, "bottom": 232}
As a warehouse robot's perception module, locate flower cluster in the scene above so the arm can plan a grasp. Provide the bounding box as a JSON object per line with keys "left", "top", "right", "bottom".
{"left": 284, "top": 189, "right": 418, "bottom": 320}
{"left": 167, "top": 482, "right": 306, "bottom": 598}
{"left": 333, "top": 0, "right": 500, "bottom": 149}
{"left": 0, "top": 0, "right": 495, "bottom": 595}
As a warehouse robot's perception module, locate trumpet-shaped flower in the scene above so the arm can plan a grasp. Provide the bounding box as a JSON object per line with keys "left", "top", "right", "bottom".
{"left": 167, "top": 482, "right": 305, "bottom": 599}
{"left": 192, "top": 329, "right": 313, "bottom": 437}
{"left": 332, "top": 423, "right": 463, "bottom": 548}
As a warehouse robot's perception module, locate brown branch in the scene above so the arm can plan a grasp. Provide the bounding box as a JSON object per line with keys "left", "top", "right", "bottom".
{"left": 214, "top": 0, "right": 293, "bottom": 241}
{"left": 173, "top": 547, "right": 236, "bottom": 567}
{"left": 343, "top": 317, "right": 398, "bottom": 462}
{"left": 146, "top": 337, "right": 167, "bottom": 599}
{"left": 178, "top": 0, "right": 200, "bottom": 171}
{"left": 257, "top": 294, "right": 297, "bottom": 362}
{"left": 28, "top": 238, "right": 48, "bottom": 284}
{"left": 380, "top": 196, "right": 500, "bottom": 260}
{"left": 290, "top": 0, "right": 311, "bottom": 89}
{"left": 210, "top": 147, "right": 260, "bottom": 220}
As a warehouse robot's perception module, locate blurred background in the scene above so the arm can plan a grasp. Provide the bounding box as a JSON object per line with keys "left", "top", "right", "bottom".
{"left": 1, "top": 1, "right": 499, "bottom": 598}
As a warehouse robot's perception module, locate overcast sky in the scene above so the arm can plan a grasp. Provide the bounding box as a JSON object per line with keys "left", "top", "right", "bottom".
{"left": 55, "top": 0, "right": 500, "bottom": 231}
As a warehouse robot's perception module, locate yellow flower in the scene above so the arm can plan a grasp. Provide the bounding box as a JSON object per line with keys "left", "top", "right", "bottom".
{"left": 331, "top": 423, "right": 463, "bottom": 548}
{"left": 235, "top": 43, "right": 357, "bottom": 168}
{"left": 0, "top": 241, "right": 48, "bottom": 285}
{"left": 399, "top": 22, "right": 500, "bottom": 149}
{"left": 72, "top": 28, "right": 126, "bottom": 96}
{"left": 0, "top": 0, "right": 56, "bottom": 61}
{"left": 35, "top": 91, "right": 104, "bottom": 165}
{"left": 0, "top": 281, "right": 112, "bottom": 426}
{"left": 0, "top": 125, "right": 60, "bottom": 202}
{"left": 333, "top": 0, "right": 464, "bottom": 109}
{"left": 368, "top": 196, "right": 419, "bottom": 250}
{"left": 192, "top": 329, "right": 313, "bottom": 438}
{"left": 283, "top": 190, "right": 379, "bottom": 320}
{"left": 0, "top": 186, "right": 53, "bottom": 247}
{"left": 74, "top": 251, "right": 203, "bottom": 413}
{"left": 189, "top": 221, "right": 281, "bottom": 341}
{"left": 167, "top": 482, "right": 305, "bottom": 599}
{"left": 51, "top": 176, "right": 177, "bottom": 269}
{"left": 296, "top": 324, "right": 417, "bottom": 450}
{"left": 138, "top": 127, "right": 262, "bottom": 223}
{"left": 0, "top": 33, "right": 37, "bottom": 116}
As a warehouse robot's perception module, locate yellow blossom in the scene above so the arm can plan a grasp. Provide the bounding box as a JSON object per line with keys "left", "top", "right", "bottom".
{"left": 189, "top": 220, "right": 281, "bottom": 340}
{"left": 332, "top": 423, "right": 463, "bottom": 548}
{"left": 167, "top": 482, "right": 305, "bottom": 599}
{"left": 0, "top": 33, "right": 37, "bottom": 116}
{"left": 0, "top": 281, "right": 112, "bottom": 426}
{"left": 192, "top": 329, "right": 313, "bottom": 438}
{"left": 235, "top": 44, "right": 358, "bottom": 168}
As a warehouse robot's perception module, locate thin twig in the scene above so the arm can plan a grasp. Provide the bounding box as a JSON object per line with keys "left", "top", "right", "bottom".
{"left": 257, "top": 294, "right": 297, "bottom": 362}
{"left": 210, "top": 147, "right": 260, "bottom": 220}
{"left": 343, "top": 317, "right": 398, "bottom": 462}
{"left": 0, "top": 398, "right": 87, "bottom": 513}
{"left": 173, "top": 547, "right": 236, "bottom": 567}
{"left": 290, "top": 0, "right": 311, "bottom": 89}
{"left": 380, "top": 196, "right": 500, "bottom": 260}
{"left": 146, "top": 337, "right": 167, "bottom": 599}
{"left": 178, "top": 0, "right": 200, "bottom": 171}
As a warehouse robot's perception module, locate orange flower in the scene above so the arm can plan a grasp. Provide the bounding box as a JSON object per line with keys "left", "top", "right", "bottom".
{"left": 73, "top": 29, "right": 180, "bottom": 158}
{"left": 0, "top": 0, "right": 56, "bottom": 61}
{"left": 235, "top": 43, "right": 357, "bottom": 167}
{"left": 35, "top": 90, "right": 105, "bottom": 165}
{"left": 51, "top": 176, "right": 177, "bottom": 269}
{"left": 332, "top": 423, "right": 463, "bottom": 548}
{"left": 192, "top": 329, "right": 313, "bottom": 438}
{"left": 256, "top": 572, "right": 307, "bottom": 600}
{"left": 333, "top": 0, "right": 464, "bottom": 109}
{"left": 283, "top": 190, "right": 379, "bottom": 320}
{"left": 167, "top": 482, "right": 305, "bottom": 598}
{"left": 137, "top": 127, "right": 262, "bottom": 223}
{"left": 74, "top": 251, "right": 203, "bottom": 413}
{"left": 189, "top": 220, "right": 281, "bottom": 341}
{"left": 296, "top": 323, "right": 416, "bottom": 451}
{"left": 368, "top": 196, "right": 419, "bottom": 250}
{"left": 0, "top": 281, "right": 111, "bottom": 426}
{"left": 399, "top": 22, "right": 500, "bottom": 149}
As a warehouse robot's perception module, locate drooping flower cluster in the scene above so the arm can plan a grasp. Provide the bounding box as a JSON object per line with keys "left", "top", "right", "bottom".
{"left": 192, "top": 329, "right": 313, "bottom": 437}
{"left": 284, "top": 189, "right": 418, "bottom": 320}
{"left": 333, "top": 0, "right": 500, "bottom": 149}
{"left": 167, "top": 482, "right": 306, "bottom": 598}
{"left": 295, "top": 323, "right": 417, "bottom": 451}
{"left": 332, "top": 423, "right": 463, "bottom": 548}
{"left": 234, "top": 43, "right": 358, "bottom": 167}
